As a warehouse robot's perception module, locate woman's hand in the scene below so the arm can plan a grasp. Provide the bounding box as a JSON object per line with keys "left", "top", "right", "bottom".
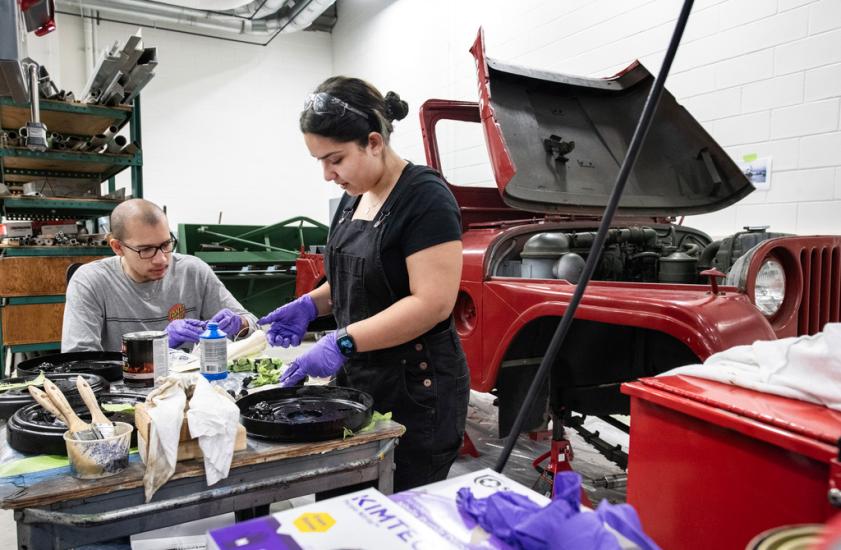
{"left": 258, "top": 294, "right": 319, "bottom": 347}
{"left": 280, "top": 331, "right": 347, "bottom": 386}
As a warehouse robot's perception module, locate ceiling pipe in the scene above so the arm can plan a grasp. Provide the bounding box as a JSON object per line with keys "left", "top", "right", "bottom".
{"left": 252, "top": 0, "right": 288, "bottom": 20}
{"left": 151, "top": 0, "right": 255, "bottom": 10}
{"left": 56, "top": 0, "right": 334, "bottom": 36}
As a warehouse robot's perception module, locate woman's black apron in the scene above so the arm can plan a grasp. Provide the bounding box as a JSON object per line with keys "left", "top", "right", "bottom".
{"left": 325, "top": 165, "right": 470, "bottom": 492}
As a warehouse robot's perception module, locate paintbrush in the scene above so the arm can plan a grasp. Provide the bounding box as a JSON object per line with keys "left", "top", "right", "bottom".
{"left": 28, "top": 386, "right": 68, "bottom": 424}
{"left": 76, "top": 375, "right": 114, "bottom": 437}
{"left": 42, "top": 379, "right": 101, "bottom": 440}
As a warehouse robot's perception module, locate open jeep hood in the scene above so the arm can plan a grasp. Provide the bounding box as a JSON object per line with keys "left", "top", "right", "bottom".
{"left": 469, "top": 30, "right": 753, "bottom": 216}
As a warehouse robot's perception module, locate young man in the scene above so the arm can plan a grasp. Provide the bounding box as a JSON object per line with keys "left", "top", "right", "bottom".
{"left": 62, "top": 198, "right": 257, "bottom": 352}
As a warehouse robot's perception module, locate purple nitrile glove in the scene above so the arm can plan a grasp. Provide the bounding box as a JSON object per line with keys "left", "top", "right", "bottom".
{"left": 210, "top": 308, "right": 242, "bottom": 339}
{"left": 280, "top": 331, "right": 346, "bottom": 387}
{"left": 595, "top": 500, "right": 661, "bottom": 550}
{"left": 456, "top": 488, "right": 542, "bottom": 544}
{"left": 258, "top": 295, "right": 318, "bottom": 348}
{"left": 166, "top": 318, "right": 206, "bottom": 348}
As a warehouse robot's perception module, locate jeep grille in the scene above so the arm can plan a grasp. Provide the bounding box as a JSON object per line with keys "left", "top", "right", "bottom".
{"left": 798, "top": 243, "right": 841, "bottom": 335}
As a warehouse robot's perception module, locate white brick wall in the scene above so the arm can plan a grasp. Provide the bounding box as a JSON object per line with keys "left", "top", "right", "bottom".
{"left": 806, "top": 64, "right": 841, "bottom": 101}
{"left": 333, "top": 0, "right": 841, "bottom": 238}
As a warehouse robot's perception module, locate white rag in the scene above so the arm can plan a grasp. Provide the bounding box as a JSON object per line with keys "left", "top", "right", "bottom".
{"left": 141, "top": 376, "right": 188, "bottom": 502}
{"left": 186, "top": 375, "right": 240, "bottom": 486}
{"left": 663, "top": 322, "right": 841, "bottom": 410}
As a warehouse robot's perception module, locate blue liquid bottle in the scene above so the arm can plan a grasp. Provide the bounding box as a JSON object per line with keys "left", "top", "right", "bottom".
{"left": 200, "top": 322, "right": 228, "bottom": 381}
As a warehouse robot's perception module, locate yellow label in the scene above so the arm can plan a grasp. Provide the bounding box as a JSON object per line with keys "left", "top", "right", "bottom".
{"left": 293, "top": 512, "right": 336, "bottom": 533}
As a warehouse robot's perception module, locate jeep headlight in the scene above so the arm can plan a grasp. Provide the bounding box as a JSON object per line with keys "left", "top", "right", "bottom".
{"left": 754, "top": 258, "right": 785, "bottom": 317}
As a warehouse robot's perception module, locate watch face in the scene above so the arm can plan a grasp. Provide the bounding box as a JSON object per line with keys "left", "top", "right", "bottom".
{"left": 338, "top": 337, "right": 354, "bottom": 355}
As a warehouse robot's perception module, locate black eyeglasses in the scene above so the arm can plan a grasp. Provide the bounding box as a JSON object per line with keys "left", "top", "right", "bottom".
{"left": 304, "top": 92, "right": 369, "bottom": 120}
{"left": 121, "top": 234, "right": 178, "bottom": 259}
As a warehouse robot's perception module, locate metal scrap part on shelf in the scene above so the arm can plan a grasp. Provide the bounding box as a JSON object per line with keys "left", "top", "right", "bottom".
{"left": 13, "top": 179, "right": 101, "bottom": 198}
{"left": 7, "top": 126, "right": 136, "bottom": 155}
{"left": 2, "top": 231, "right": 111, "bottom": 247}
{"left": 81, "top": 32, "right": 157, "bottom": 106}
{"left": 23, "top": 63, "right": 49, "bottom": 152}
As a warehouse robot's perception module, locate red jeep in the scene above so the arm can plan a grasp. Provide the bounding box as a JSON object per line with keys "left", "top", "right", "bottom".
{"left": 297, "top": 31, "right": 841, "bottom": 440}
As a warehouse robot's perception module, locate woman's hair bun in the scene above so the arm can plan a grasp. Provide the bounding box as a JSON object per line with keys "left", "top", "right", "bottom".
{"left": 384, "top": 91, "right": 409, "bottom": 122}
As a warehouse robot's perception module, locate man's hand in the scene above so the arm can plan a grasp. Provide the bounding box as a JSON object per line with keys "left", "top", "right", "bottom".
{"left": 210, "top": 308, "right": 242, "bottom": 338}
{"left": 166, "top": 319, "right": 205, "bottom": 348}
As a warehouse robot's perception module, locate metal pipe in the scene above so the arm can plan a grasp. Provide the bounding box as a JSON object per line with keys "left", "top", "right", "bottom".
{"left": 493, "top": 0, "right": 695, "bottom": 473}
{"left": 22, "top": 439, "right": 396, "bottom": 527}
{"left": 215, "top": 216, "right": 326, "bottom": 245}
{"left": 591, "top": 474, "right": 627, "bottom": 490}
{"left": 106, "top": 135, "right": 127, "bottom": 153}
{"left": 196, "top": 226, "right": 297, "bottom": 254}
{"left": 28, "top": 64, "right": 40, "bottom": 123}
{"left": 58, "top": 0, "right": 329, "bottom": 36}
{"left": 82, "top": 7, "right": 95, "bottom": 79}
{"left": 102, "top": 125, "right": 118, "bottom": 140}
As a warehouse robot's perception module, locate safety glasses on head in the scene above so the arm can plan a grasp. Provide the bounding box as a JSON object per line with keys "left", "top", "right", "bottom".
{"left": 304, "top": 92, "right": 369, "bottom": 120}
{"left": 121, "top": 233, "right": 178, "bottom": 259}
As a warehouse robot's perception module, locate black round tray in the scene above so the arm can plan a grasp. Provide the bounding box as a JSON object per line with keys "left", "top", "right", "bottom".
{"left": 0, "top": 372, "right": 109, "bottom": 421}
{"left": 237, "top": 386, "right": 373, "bottom": 442}
{"left": 7, "top": 392, "right": 145, "bottom": 455}
{"left": 16, "top": 351, "right": 124, "bottom": 382}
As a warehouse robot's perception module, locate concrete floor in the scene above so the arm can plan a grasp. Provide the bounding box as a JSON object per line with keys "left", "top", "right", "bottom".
{"left": 0, "top": 341, "right": 629, "bottom": 548}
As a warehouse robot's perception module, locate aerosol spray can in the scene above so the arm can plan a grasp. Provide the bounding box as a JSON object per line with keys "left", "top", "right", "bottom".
{"left": 200, "top": 322, "right": 228, "bottom": 381}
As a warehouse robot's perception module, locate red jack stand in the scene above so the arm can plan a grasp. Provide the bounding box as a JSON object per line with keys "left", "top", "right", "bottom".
{"left": 459, "top": 432, "right": 479, "bottom": 458}
{"left": 531, "top": 419, "right": 593, "bottom": 508}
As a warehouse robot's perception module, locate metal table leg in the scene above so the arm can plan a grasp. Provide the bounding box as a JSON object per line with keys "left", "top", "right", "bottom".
{"left": 376, "top": 437, "right": 396, "bottom": 495}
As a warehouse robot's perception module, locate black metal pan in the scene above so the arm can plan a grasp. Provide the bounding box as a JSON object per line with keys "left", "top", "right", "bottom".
{"left": 0, "top": 373, "right": 109, "bottom": 421}
{"left": 7, "top": 392, "right": 145, "bottom": 455}
{"left": 237, "top": 386, "right": 373, "bottom": 442}
{"left": 16, "top": 351, "right": 124, "bottom": 382}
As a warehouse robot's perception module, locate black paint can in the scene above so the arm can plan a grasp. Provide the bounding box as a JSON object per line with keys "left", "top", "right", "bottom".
{"left": 122, "top": 331, "right": 168, "bottom": 387}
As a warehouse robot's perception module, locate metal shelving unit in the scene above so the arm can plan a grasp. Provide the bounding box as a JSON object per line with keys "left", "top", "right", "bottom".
{"left": 0, "top": 97, "right": 144, "bottom": 374}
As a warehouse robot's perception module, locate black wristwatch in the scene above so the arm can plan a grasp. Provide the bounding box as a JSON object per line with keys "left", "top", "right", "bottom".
{"left": 335, "top": 327, "right": 356, "bottom": 357}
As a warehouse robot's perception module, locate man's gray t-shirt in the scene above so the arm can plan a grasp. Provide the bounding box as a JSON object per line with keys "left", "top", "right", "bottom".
{"left": 62, "top": 253, "right": 257, "bottom": 352}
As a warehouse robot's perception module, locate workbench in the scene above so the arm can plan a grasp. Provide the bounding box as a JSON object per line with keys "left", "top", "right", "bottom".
{"left": 0, "top": 420, "right": 404, "bottom": 549}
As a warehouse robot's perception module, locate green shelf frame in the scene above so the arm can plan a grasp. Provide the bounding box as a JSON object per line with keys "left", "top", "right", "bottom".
{"left": 0, "top": 98, "right": 144, "bottom": 376}
{"left": 0, "top": 246, "right": 113, "bottom": 257}
{"left": 1, "top": 197, "right": 123, "bottom": 220}
{"left": 0, "top": 96, "right": 133, "bottom": 120}
{"left": 5, "top": 296, "right": 65, "bottom": 305}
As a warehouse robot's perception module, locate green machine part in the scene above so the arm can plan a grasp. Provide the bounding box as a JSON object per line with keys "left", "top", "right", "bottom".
{"left": 177, "top": 217, "right": 328, "bottom": 318}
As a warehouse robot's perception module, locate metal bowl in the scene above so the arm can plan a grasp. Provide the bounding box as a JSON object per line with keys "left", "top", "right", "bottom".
{"left": 16, "top": 351, "right": 124, "bottom": 382}
{"left": 7, "top": 392, "right": 145, "bottom": 455}
{"left": 237, "top": 386, "right": 373, "bottom": 442}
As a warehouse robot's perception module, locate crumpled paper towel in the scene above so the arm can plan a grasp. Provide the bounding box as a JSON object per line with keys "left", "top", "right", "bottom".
{"left": 186, "top": 375, "right": 240, "bottom": 486}
{"left": 141, "top": 376, "right": 189, "bottom": 502}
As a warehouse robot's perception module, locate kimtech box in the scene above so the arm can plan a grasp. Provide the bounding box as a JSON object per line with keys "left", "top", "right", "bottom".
{"left": 206, "top": 487, "right": 449, "bottom": 550}
{"left": 391, "top": 468, "right": 551, "bottom": 549}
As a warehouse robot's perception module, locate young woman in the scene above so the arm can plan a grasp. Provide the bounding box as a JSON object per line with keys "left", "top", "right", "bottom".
{"left": 260, "top": 76, "right": 469, "bottom": 491}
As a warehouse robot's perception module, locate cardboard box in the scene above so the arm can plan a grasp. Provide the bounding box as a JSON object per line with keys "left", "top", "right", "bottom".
{"left": 206, "top": 488, "right": 450, "bottom": 550}
{"left": 135, "top": 403, "right": 247, "bottom": 462}
{"left": 38, "top": 223, "right": 78, "bottom": 236}
{"left": 1, "top": 221, "right": 32, "bottom": 237}
{"left": 390, "top": 468, "right": 551, "bottom": 549}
